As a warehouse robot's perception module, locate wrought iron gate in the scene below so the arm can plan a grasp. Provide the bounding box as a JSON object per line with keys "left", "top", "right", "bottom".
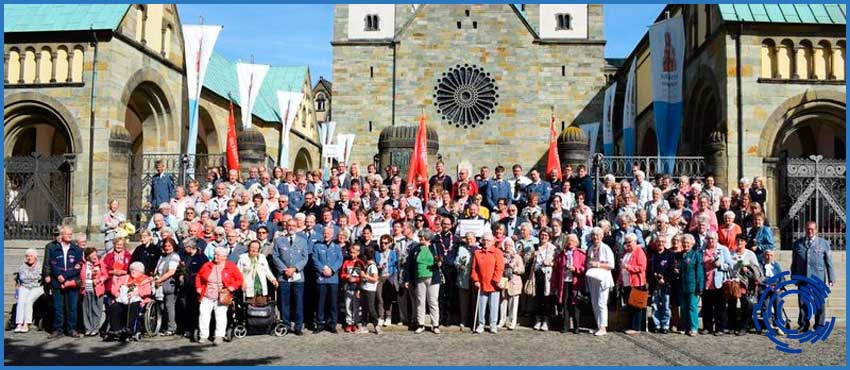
{"left": 778, "top": 155, "right": 846, "bottom": 250}
{"left": 4, "top": 153, "right": 75, "bottom": 239}
{"left": 127, "top": 153, "right": 226, "bottom": 226}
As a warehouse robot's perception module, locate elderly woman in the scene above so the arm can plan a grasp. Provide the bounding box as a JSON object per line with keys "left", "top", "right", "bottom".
{"left": 552, "top": 234, "right": 586, "bottom": 334}
{"left": 676, "top": 234, "right": 704, "bottom": 336}
{"left": 532, "top": 228, "right": 556, "bottom": 331}
{"left": 196, "top": 247, "right": 243, "bottom": 345}
{"left": 644, "top": 188, "right": 670, "bottom": 223}
{"left": 13, "top": 248, "right": 43, "bottom": 333}
{"left": 718, "top": 211, "right": 742, "bottom": 250}
{"left": 106, "top": 262, "right": 152, "bottom": 338}
{"left": 100, "top": 199, "right": 126, "bottom": 252}
{"left": 745, "top": 212, "right": 774, "bottom": 265}
{"left": 700, "top": 230, "right": 734, "bottom": 336}
{"left": 237, "top": 240, "right": 278, "bottom": 300}
{"left": 454, "top": 232, "right": 475, "bottom": 330}
{"left": 748, "top": 176, "right": 767, "bottom": 213}
{"left": 620, "top": 233, "right": 647, "bottom": 335}
{"left": 585, "top": 227, "right": 615, "bottom": 336}
{"left": 154, "top": 238, "right": 181, "bottom": 336}
{"left": 102, "top": 237, "right": 132, "bottom": 300}
{"left": 81, "top": 247, "right": 108, "bottom": 336}
{"left": 649, "top": 214, "right": 676, "bottom": 250}
{"left": 498, "top": 235, "right": 524, "bottom": 331}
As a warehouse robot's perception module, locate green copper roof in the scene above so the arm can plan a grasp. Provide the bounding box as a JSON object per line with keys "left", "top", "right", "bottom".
{"left": 204, "top": 53, "right": 308, "bottom": 123}
{"left": 3, "top": 4, "right": 129, "bottom": 32}
{"left": 719, "top": 4, "right": 846, "bottom": 24}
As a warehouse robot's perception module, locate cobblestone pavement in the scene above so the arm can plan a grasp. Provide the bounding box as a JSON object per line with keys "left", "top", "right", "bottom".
{"left": 4, "top": 326, "right": 846, "bottom": 366}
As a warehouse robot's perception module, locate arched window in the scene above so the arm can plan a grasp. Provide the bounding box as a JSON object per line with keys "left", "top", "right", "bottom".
{"left": 815, "top": 40, "right": 832, "bottom": 80}
{"left": 39, "top": 47, "right": 52, "bottom": 83}
{"left": 55, "top": 47, "right": 69, "bottom": 82}
{"left": 316, "top": 93, "right": 326, "bottom": 112}
{"left": 7, "top": 48, "right": 21, "bottom": 84}
{"left": 555, "top": 13, "right": 571, "bottom": 30}
{"left": 778, "top": 39, "right": 795, "bottom": 79}
{"left": 761, "top": 39, "right": 778, "bottom": 78}
{"left": 23, "top": 48, "right": 36, "bottom": 84}
{"left": 798, "top": 39, "right": 814, "bottom": 79}
{"left": 364, "top": 14, "right": 380, "bottom": 31}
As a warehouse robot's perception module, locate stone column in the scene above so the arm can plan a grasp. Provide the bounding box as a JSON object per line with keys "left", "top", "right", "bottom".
{"left": 33, "top": 51, "right": 41, "bottom": 83}
{"left": 794, "top": 46, "right": 805, "bottom": 79}
{"left": 762, "top": 156, "right": 781, "bottom": 230}
{"left": 160, "top": 28, "right": 167, "bottom": 57}
{"left": 237, "top": 128, "right": 268, "bottom": 180}
{"left": 108, "top": 126, "right": 132, "bottom": 217}
{"left": 50, "top": 50, "right": 58, "bottom": 83}
{"left": 3, "top": 52, "right": 9, "bottom": 84}
{"left": 140, "top": 14, "right": 148, "bottom": 45}
{"left": 66, "top": 46, "right": 74, "bottom": 82}
{"left": 705, "top": 130, "right": 728, "bottom": 192}
{"left": 17, "top": 51, "right": 25, "bottom": 84}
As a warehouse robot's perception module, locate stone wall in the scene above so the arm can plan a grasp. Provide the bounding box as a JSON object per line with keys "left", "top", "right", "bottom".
{"left": 333, "top": 4, "right": 607, "bottom": 173}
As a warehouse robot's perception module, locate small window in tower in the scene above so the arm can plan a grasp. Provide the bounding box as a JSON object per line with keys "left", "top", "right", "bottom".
{"left": 364, "top": 14, "right": 380, "bottom": 31}
{"left": 465, "top": 9, "right": 470, "bottom": 17}
{"left": 521, "top": 4, "right": 526, "bottom": 12}
{"left": 369, "top": 121, "right": 373, "bottom": 132}
{"left": 472, "top": 21, "right": 477, "bottom": 29}
{"left": 457, "top": 21, "right": 462, "bottom": 29}
{"left": 370, "top": 66, "right": 374, "bottom": 78}
{"left": 556, "top": 14, "right": 572, "bottom": 31}
{"left": 561, "top": 65, "right": 566, "bottom": 76}
{"left": 561, "top": 121, "right": 566, "bottom": 131}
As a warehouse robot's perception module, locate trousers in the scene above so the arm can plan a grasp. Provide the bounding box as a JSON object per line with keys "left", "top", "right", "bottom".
{"left": 278, "top": 281, "right": 305, "bottom": 330}
{"left": 650, "top": 290, "right": 671, "bottom": 330}
{"left": 199, "top": 297, "right": 228, "bottom": 339}
{"left": 587, "top": 280, "right": 610, "bottom": 329}
{"left": 52, "top": 288, "right": 78, "bottom": 333}
{"left": 316, "top": 284, "right": 338, "bottom": 329}
{"left": 344, "top": 287, "right": 360, "bottom": 325}
{"left": 81, "top": 293, "right": 104, "bottom": 333}
{"left": 476, "top": 291, "right": 500, "bottom": 331}
{"left": 499, "top": 294, "right": 520, "bottom": 328}
{"left": 15, "top": 286, "right": 44, "bottom": 324}
{"left": 159, "top": 293, "right": 177, "bottom": 332}
{"left": 680, "top": 293, "right": 700, "bottom": 332}
{"left": 416, "top": 277, "right": 440, "bottom": 327}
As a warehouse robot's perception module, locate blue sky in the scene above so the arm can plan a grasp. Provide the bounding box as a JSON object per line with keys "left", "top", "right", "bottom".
{"left": 179, "top": 4, "right": 665, "bottom": 85}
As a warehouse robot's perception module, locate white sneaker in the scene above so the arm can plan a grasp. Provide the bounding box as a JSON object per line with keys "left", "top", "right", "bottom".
{"left": 474, "top": 327, "right": 484, "bottom": 334}
{"left": 533, "top": 321, "right": 542, "bottom": 330}
{"left": 415, "top": 326, "right": 426, "bottom": 334}
{"left": 376, "top": 318, "right": 383, "bottom": 327}
{"left": 374, "top": 326, "right": 382, "bottom": 335}
{"left": 382, "top": 319, "right": 389, "bottom": 327}
{"left": 507, "top": 324, "right": 516, "bottom": 331}
{"left": 541, "top": 322, "right": 549, "bottom": 332}
{"left": 459, "top": 324, "right": 465, "bottom": 331}
{"left": 432, "top": 326, "right": 441, "bottom": 334}
{"left": 490, "top": 327, "right": 498, "bottom": 334}
{"left": 358, "top": 326, "right": 370, "bottom": 334}
{"left": 594, "top": 328, "right": 607, "bottom": 336}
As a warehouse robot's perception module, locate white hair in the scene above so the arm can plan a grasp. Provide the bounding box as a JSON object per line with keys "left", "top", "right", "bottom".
{"left": 130, "top": 262, "right": 145, "bottom": 273}
{"left": 635, "top": 170, "right": 645, "bottom": 179}
{"left": 724, "top": 211, "right": 736, "bottom": 220}
{"left": 214, "top": 247, "right": 228, "bottom": 257}
{"left": 624, "top": 233, "right": 638, "bottom": 243}
{"left": 655, "top": 214, "right": 669, "bottom": 224}
{"left": 294, "top": 213, "right": 306, "bottom": 221}
{"left": 590, "top": 227, "right": 604, "bottom": 237}
{"left": 25, "top": 248, "right": 38, "bottom": 257}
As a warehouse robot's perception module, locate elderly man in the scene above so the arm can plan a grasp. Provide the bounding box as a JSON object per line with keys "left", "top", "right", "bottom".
{"left": 43, "top": 225, "right": 83, "bottom": 338}
{"left": 470, "top": 232, "right": 505, "bottom": 334}
{"left": 222, "top": 230, "right": 247, "bottom": 264}
{"left": 311, "top": 227, "right": 343, "bottom": 334}
{"left": 251, "top": 207, "right": 278, "bottom": 241}
{"left": 249, "top": 172, "right": 274, "bottom": 199}
{"left": 150, "top": 160, "right": 175, "bottom": 212}
{"left": 272, "top": 219, "right": 310, "bottom": 335}
{"left": 452, "top": 167, "right": 479, "bottom": 199}
{"left": 210, "top": 182, "right": 231, "bottom": 215}
{"left": 148, "top": 203, "right": 179, "bottom": 231}
{"left": 507, "top": 164, "right": 532, "bottom": 205}
{"left": 633, "top": 170, "right": 654, "bottom": 207}
{"left": 243, "top": 166, "right": 260, "bottom": 188}
{"left": 223, "top": 169, "right": 246, "bottom": 198}
{"left": 791, "top": 221, "right": 835, "bottom": 332}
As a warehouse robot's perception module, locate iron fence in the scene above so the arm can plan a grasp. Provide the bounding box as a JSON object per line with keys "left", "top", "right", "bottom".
{"left": 4, "top": 153, "right": 76, "bottom": 239}
{"left": 779, "top": 155, "right": 846, "bottom": 250}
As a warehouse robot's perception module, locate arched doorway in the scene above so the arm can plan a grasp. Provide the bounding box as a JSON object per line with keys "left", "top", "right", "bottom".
{"left": 762, "top": 91, "right": 846, "bottom": 249}
{"left": 293, "top": 148, "right": 313, "bottom": 172}
{"left": 682, "top": 68, "right": 723, "bottom": 157}
{"left": 4, "top": 99, "right": 77, "bottom": 239}
{"left": 124, "top": 80, "right": 174, "bottom": 224}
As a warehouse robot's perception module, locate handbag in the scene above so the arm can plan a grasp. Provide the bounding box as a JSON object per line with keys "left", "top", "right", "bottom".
{"left": 523, "top": 273, "right": 536, "bottom": 296}
{"left": 627, "top": 286, "right": 649, "bottom": 309}
{"left": 218, "top": 288, "right": 233, "bottom": 306}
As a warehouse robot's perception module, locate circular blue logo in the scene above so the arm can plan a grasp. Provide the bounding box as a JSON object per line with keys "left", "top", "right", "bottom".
{"left": 752, "top": 271, "right": 835, "bottom": 354}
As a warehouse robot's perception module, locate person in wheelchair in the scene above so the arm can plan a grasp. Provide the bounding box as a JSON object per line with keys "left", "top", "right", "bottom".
{"left": 196, "top": 247, "right": 243, "bottom": 345}
{"left": 237, "top": 240, "right": 279, "bottom": 304}
{"left": 105, "top": 262, "right": 152, "bottom": 340}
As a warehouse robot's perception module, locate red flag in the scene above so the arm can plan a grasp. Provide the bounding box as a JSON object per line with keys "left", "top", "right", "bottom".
{"left": 407, "top": 113, "right": 429, "bottom": 198}
{"left": 546, "top": 113, "right": 562, "bottom": 181}
{"left": 226, "top": 100, "right": 240, "bottom": 172}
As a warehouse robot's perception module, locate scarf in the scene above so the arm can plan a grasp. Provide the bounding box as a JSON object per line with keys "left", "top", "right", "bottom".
{"left": 250, "top": 255, "right": 263, "bottom": 297}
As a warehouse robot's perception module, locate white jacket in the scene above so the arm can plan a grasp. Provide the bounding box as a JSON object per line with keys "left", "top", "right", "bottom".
{"left": 237, "top": 253, "right": 277, "bottom": 298}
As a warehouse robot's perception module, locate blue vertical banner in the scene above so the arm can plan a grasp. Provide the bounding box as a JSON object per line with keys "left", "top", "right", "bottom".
{"left": 622, "top": 59, "right": 637, "bottom": 157}
{"left": 649, "top": 15, "right": 685, "bottom": 174}
{"left": 602, "top": 82, "right": 617, "bottom": 156}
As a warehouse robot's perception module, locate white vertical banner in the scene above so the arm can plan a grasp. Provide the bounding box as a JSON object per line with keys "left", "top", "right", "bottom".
{"left": 622, "top": 60, "right": 637, "bottom": 156}
{"left": 580, "top": 122, "right": 600, "bottom": 168}
{"left": 236, "top": 62, "right": 269, "bottom": 130}
{"left": 602, "top": 82, "right": 617, "bottom": 155}
{"left": 182, "top": 24, "right": 221, "bottom": 179}
{"left": 277, "top": 90, "right": 304, "bottom": 167}
{"left": 319, "top": 121, "right": 337, "bottom": 181}
{"left": 649, "top": 15, "right": 685, "bottom": 173}
{"left": 337, "top": 134, "right": 355, "bottom": 164}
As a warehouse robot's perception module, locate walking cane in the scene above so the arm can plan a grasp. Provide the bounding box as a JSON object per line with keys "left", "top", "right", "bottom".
{"left": 471, "top": 286, "right": 480, "bottom": 333}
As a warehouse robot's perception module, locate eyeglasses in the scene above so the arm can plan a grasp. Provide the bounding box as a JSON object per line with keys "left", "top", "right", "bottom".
{"left": 258, "top": 231, "right": 268, "bottom": 234}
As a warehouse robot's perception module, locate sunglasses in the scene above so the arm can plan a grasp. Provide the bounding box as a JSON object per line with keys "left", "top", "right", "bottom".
{"left": 258, "top": 231, "right": 268, "bottom": 234}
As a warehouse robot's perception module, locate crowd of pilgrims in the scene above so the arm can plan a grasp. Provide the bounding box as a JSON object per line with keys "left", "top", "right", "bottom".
{"left": 15, "top": 158, "right": 787, "bottom": 344}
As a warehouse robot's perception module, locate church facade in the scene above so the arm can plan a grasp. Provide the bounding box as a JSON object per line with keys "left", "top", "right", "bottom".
{"left": 332, "top": 4, "right": 615, "bottom": 173}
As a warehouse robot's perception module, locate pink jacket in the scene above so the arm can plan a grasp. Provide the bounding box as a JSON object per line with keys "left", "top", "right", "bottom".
{"left": 79, "top": 260, "right": 109, "bottom": 297}
{"left": 622, "top": 245, "right": 647, "bottom": 288}
{"left": 110, "top": 274, "right": 153, "bottom": 306}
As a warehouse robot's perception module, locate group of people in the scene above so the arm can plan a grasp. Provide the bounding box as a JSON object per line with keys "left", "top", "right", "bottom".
{"left": 11, "top": 159, "right": 836, "bottom": 344}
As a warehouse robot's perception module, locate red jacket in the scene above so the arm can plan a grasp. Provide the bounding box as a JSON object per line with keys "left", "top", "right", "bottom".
{"left": 470, "top": 246, "right": 505, "bottom": 293}
{"left": 195, "top": 261, "right": 243, "bottom": 302}
{"left": 110, "top": 274, "right": 153, "bottom": 306}
{"left": 102, "top": 250, "right": 133, "bottom": 293}
{"left": 551, "top": 248, "right": 587, "bottom": 304}
{"left": 340, "top": 257, "right": 365, "bottom": 288}
{"left": 451, "top": 179, "right": 479, "bottom": 199}
{"left": 79, "top": 261, "right": 109, "bottom": 297}
{"left": 622, "top": 246, "right": 647, "bottom": 287}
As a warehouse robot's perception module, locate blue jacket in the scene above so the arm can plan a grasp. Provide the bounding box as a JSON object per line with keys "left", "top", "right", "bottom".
{"left": 791, "top": 237, "right": 835, "bottom": 284}
{"left": 524, "top": 180, "right": 552, "bottom": 205}
{"left": 43, "top": 241, "right": 83, "bottom": 289}
{"left": 488, "top": 178, "right": 513, "bottom": 208}
{"left": 476, "top": 178, "right": 492, "bottom": 207}
{"left": 311, "top": 240, "right": 343, "bottom": 285}
{"left": 375, "top": 248, "right": 399, "bottom": 287}
{"left": 746, "top": 226, "right": 775, "bottom": 263}
{"left": 288, "top": 190, "right": 306, "bottom": 211}
{"left": 150, "top": 173, "right": 175, "bottom": 209}
{"left": 271, "top": 233, "right": 310, "bottom": 282}
{"left": 706, "top": 245, "right": 735, "bottom": 289}
{"left": 613, "top": 226, "right": 646, "bottom": 256}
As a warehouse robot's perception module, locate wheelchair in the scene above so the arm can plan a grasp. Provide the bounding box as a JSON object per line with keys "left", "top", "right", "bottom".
{"left": 101, "top": 299, "right": 161, "bottom": 342}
